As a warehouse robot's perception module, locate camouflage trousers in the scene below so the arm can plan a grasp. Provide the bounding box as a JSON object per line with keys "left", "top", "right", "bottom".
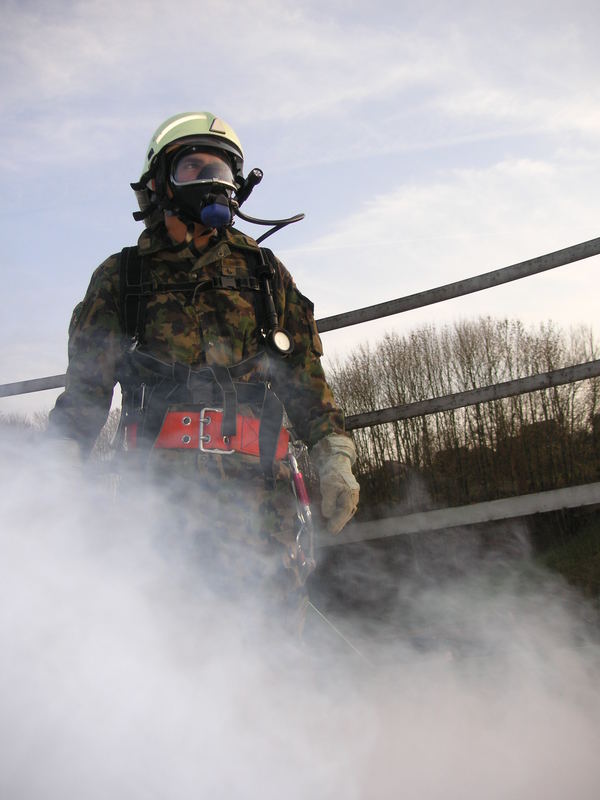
{"left": 139, "top": 447, "right": 310, "bottom": 636}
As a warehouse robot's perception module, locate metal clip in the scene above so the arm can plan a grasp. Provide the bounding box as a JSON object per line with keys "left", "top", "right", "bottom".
{"left": 139, "top": 382, "right": 147, "bottom": 413}
{"left": 287, "top": 443, "right": 316, "bottom": 582}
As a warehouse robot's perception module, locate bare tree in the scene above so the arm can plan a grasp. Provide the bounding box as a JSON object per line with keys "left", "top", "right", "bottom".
{"left": 327, "top": 318, "right": 599, "bottom": 517}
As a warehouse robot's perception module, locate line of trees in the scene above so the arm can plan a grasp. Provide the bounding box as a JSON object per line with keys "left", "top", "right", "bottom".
{"left": 327, "top": 317, "right": 600, "bottom": 519}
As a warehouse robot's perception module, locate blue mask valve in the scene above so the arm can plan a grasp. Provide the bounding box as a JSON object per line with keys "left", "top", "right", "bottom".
{"left": 200, "top": 200, "right": 232, "bottom": 229}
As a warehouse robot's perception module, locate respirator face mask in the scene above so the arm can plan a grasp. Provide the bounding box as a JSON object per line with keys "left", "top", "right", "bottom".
{"left": 169, "top": 146, "right": 237, "bottom": 229}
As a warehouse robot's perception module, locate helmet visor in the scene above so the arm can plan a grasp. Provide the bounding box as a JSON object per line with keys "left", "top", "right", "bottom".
{"left": 170, "top": 147, "right": 236, "bottom": 190}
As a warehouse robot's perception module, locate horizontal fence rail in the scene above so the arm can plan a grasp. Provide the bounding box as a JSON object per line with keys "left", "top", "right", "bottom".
{"left": 345, "top": 359, "right": 600, "bottom": 430}
{"left": 4, "top": 361, "right": 600, "bottom": 420}
{"left": 316, "top": 236, "right": 600, "bottom": 332}
{"left": 316, "top": 481, "right": 600, "bottom": 547}
{"left": 0, "top": 373, "right": 68, "bottom": 399}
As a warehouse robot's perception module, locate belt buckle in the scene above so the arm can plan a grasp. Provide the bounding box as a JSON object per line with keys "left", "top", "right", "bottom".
{"left": 199, "top": 407, "right": 236, "bottom": 454}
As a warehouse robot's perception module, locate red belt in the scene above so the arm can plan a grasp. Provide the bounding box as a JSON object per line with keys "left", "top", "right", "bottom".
{"left": 128, "top": 408, "right": 289, "bottom": 460}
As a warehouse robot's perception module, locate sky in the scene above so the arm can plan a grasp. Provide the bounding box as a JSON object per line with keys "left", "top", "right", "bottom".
{"left": 1, "top": 0, "right": 600, "bottom": 416}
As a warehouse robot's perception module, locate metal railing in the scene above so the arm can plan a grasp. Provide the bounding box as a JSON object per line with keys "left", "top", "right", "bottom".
{"left": 317, "top": 236, "right": 600, "bottom": 332}
{"left": 316, "top": 482, "right": 600, "bottom": 547}
{"left": 345, "top": 359, "right": 600, "bottom": 430}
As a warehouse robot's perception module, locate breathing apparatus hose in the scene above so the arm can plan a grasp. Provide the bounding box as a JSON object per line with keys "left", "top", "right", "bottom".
{"left": 233, "top": 167, "right": 305, "bottom": 243}
{"left": 234, "top": 207, "right": 305, "bottom": 243}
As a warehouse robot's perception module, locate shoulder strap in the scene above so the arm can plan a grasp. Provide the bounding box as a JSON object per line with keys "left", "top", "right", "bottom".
{"left": 256, "top": 247, "right": 282, "bottom": 337}
{"left": 258, "top": 246, "right": 277, "bottom": 275}
{"left": 119, "top": 246, "right": 151, "bottom": 346}
{"left": 118, "top": 244, "right": 282, "bottom": 349}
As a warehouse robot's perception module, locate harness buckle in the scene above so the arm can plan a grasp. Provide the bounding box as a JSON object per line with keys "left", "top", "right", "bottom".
{"left": 212, "top": 275, "right": 237, "bottom": 290}
{"left": 199, "top": 407, "right": 236, "bottom": 454}
{"left": 151, "top": 407, "right": 289, "bottom": 459}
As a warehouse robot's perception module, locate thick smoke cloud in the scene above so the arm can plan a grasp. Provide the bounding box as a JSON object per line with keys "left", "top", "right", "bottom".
{"left": 1, "top": 433, "right": 599, "bottom": 799}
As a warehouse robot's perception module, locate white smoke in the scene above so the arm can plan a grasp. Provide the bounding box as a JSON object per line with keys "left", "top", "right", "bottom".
{"left": 1, "top": 432, "right": 599, "bottom": 800}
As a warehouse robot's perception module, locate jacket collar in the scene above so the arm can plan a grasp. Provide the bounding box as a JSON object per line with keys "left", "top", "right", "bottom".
{"left": 137, "top": 224, "right": 259, "bottom": 261}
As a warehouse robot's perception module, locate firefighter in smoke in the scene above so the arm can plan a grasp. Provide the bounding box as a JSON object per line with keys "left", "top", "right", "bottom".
{"left": 48, "top": 111, "right": 359, "bottom": 629}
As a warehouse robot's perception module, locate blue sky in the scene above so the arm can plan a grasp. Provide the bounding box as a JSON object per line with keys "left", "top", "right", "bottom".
{"left": 1, "top": 0, "right": 600, "bottom": 416}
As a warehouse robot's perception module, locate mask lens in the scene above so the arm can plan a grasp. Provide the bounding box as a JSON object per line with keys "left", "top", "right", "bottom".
{"left": 171, "top": 148, "right": 235, "bottom": 188}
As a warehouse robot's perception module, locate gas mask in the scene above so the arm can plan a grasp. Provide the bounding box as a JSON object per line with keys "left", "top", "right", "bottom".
{"left": 169, "top": 146, "right": 237, "bottom": 229}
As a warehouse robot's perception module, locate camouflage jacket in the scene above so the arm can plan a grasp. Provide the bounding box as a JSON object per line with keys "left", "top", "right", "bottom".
{"left": 49, "top": 225, "right": 345, "bottom": 453}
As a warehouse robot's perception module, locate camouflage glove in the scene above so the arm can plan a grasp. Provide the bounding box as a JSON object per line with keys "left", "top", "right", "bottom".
{"left": 311, "top": 434, "right": 360, "bottom": 535}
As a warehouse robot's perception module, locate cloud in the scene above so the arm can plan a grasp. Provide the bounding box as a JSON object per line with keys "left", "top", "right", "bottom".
{"left": 0, "top": 1, "right": 556, "bottom": 174}
{"left": 5, "top": 0, "right": 599, "bottom": 170}
{"left": 290, "top": 156, "right": 597, "bottom": 266}
{"left": 0, "top": 1, "right": 428, "bottom": 115}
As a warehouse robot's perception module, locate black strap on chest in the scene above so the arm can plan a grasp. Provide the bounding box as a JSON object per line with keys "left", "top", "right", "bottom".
{"left": 118, "top": 245, "right": 285, "bottom": 481}
{"left": 119, "top": 247, "right": 149, "bottom": 346}
{"left": 118, "top": 245, "right": 276, "bottom": 346}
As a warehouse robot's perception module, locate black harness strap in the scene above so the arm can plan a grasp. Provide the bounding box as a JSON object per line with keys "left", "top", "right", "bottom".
{"left": 258, "top": 388, "right": 284, "bottom": 482}
{"left": 118, "top": 244, "right": 286, "bottom": 479}
{"left": 250, "top": 247, "right": 280, "bottom": 337}
{"left": 120, "top": 248, "right": 263, "bottom": 347}
{"left": 124, "top": 350, "right": 283, "bottom": 479}
{"left": 146, "top": 276, "right": 262, "bottom": 294}
{"left": 120, "top": 245, "right": 278, "bottom": 339}
{"left": 210, "top": 364, "right": 238, "bottom": 438}
{"left": 119, "top": 246, "right": 152, "bottom": 345}
{"left": 210, "top": 275, "right": 260, "bottom": 291}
